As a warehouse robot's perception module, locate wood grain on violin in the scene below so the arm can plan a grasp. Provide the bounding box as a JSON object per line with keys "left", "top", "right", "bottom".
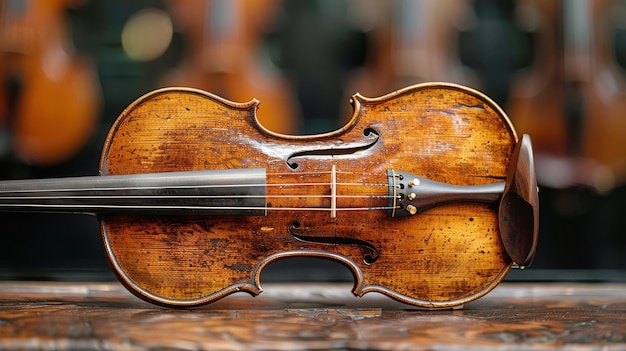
{"left": 0, "top": 83, "right": 538, "bottom": 308}
{"left": 0, "top": 0, "right": 101, "bottom": 165}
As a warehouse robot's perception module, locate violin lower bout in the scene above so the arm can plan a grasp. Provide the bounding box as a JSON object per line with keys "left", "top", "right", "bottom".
{"left": 101, "top": 202, "right": 511, "bottom": 309}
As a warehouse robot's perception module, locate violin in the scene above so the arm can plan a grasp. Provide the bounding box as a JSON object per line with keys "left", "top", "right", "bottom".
{"left": 0, "top": 0, "right": 101, "bottom": 165}
{"left": 0, "top": 82, "right": 538, "bottom": 308}
{"left": 508, "top": 0, "right": 626, "bottom": 192}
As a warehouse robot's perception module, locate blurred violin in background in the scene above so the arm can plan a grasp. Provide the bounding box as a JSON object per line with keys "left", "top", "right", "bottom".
{"left": 507, "top": 0, "right": 626, "bottom": 193}
{"left": 343, "top": 0, "right": 475, "bottom": 105}
{"left": 0, "top": 0, "right": 101, "bottom": 166}
{"left": 159, "top": 0, "right": 301, "bottom": 135}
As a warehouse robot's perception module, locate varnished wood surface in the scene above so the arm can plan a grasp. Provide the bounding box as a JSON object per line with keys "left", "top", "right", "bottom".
{"left": 0, "top": 281, "right": 625, "bottom": 350}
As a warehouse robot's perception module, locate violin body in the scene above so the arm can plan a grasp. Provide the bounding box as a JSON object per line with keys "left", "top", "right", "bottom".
{"left": 98, "top": 83, "right": 520, "bottom": 308}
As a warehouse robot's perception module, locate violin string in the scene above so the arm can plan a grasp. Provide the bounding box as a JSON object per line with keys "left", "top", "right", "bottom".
{"left": 0, "top": 203, "right": 399, "bottom": 212}
{"left": 0, "top": 194, "right": 396, "bottom": 200}
{"left": 0, "top": 168, "right": 390, "bottom": 193}
{"left": 267, "top": 170, "right": 374, "bottom": 176}
{"left": 0, "top": 181, "right": 388, "bottom": 194}
{"left": 0, "top": 170, "right": 397, "bottom": 212}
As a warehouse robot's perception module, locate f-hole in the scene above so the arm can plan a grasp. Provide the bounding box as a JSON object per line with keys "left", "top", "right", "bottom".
{"left": 286, "top": 128, "right": 380, "bottom": 170}
{"left": 288, "top": 221, "right": 380, "bottom": 264}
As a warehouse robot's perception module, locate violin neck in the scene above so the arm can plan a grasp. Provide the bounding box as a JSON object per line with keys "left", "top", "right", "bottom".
{"left": 0, "top": 169, "right": 267, "bottom": 216}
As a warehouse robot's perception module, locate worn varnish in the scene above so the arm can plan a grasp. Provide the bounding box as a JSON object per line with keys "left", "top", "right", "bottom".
{"left": 0, "top": 281, "right": 624, "bottom": 350}
{"left": 0, "top": 83, "right": 538, "bottom": 308}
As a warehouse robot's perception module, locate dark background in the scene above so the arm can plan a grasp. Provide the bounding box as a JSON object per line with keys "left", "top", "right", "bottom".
{"left": 1, "top": 0, "right": 626, "bottom": 282}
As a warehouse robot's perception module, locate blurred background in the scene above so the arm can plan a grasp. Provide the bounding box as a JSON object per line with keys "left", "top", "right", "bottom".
{"left": 1, "top": 0, "right": 626, "bottom": 282}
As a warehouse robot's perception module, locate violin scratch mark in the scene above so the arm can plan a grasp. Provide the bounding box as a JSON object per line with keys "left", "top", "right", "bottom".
{"left": 424, "top": 230, "right": 434, "bottom": 245}
{"left": 225, "top": 263, "right": 253, "bottom": 272}
{"left": 453, "top": 103, "right": 485, "bottom": 111}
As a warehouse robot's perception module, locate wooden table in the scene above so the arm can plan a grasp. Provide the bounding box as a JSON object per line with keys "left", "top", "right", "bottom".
{"left": 0, "top": 281, "right": 625, "bottom": 350}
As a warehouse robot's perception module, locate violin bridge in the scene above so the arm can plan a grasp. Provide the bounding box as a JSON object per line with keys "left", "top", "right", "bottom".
{"left": 330, "top": 164, "right": 337, "bottom": 218}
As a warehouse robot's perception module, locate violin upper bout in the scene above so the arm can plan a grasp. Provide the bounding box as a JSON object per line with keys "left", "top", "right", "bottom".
{"left": 99, "top": 87, "right": 262, "bottom": 175}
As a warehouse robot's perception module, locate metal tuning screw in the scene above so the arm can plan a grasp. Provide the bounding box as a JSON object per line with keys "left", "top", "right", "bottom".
{"left": 406, "top": 204, "right": 418, "bottom": 215}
